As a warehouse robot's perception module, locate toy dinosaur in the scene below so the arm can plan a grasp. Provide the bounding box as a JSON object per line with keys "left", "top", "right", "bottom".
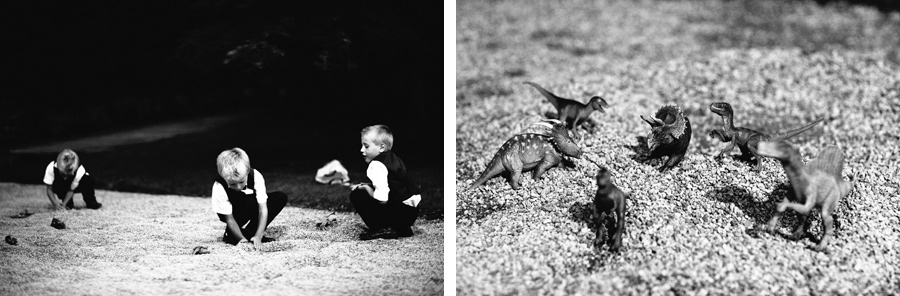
{"left": 757, "top": 141, "right": 854, "bottom": 252}
{"left": 9, "top": 209, "right": 33, "bottom": 219}
{"left": 316, "top": 212, "right": 338, "bottom": 230}
{"left": 192, "top": 246, "right": 210, "bottom": 255}
{"left": 523, "top": 82, "right": 608, "bottom": 132}
{"left": 469, "top": 119, "right": 583, "bottom": 190}
{"left": 591, "top": 164, "right": 628, "bottom": 252}
{"left": 51, "top": 218, "right": 66, "bottom": 230}
{"left": 639, "top": 105, "right": 692, "bottom": 172}
{"left": 708, "top": 102, "right": 824, "bottom": 171}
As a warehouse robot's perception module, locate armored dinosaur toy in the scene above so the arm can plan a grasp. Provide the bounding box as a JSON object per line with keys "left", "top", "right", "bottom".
{"left": 757, "top": 141, "right": 854, "bottom": 252}
{"left": 469, "top": 119, "right": 583, "bottom": 190}
{"left": 640, "top": 105, "right": 692, "bottom": 172}
{"left": 523, "top": 82, "right": 608, "bottom": 133}
{"left": 708, "top": 102, "right": 824, "bottom": 171}
{"left": 590, "top": 162, "right": 628, "bottom": 252}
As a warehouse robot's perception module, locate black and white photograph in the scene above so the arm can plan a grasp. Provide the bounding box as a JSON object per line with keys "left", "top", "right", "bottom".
{"left": 456, "top": 0, "right": 899, "bottom": 294}
{"left": 1, "top": 1, "right": 444, "bottom": 295}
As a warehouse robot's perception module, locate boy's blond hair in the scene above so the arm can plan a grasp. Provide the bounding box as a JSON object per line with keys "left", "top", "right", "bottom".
{"left": 216, "top": 148, "right": 251, "bottom": 183}
{"left": 56, "top": 149, "right": 80, "bottom": 177}
{"left": 361, "top": 125, "right": 394, "bottom": 150}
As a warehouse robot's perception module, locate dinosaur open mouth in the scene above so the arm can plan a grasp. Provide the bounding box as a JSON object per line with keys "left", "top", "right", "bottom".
{"left": 709, "top": 105, "right": 726, "bottom": 116}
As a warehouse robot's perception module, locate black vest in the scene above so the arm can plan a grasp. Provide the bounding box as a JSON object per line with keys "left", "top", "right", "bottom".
{"left": 369, "top": 151, "right": 420, "bottom": 204}
{"left": 51, "top": 163, "right": 78, "bottom": 193}
{"left": 215, "top": 169, "right": 258, "bottom": 207}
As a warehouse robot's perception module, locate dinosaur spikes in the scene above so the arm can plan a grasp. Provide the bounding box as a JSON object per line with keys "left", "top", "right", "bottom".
{"left": 532, "top": 121, "right": 553, "bottom": 129}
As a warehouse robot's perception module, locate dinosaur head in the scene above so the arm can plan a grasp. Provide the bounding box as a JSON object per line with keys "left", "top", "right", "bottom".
{"left": 595, "top": 165, "right": 612, "bottom": 186}
{"left": 642, "top": 105, "right": 688, "bottom": 152}
{"left": 534, "top": 119, "right": 583, "bottom": 158}
{"left": 709, "top": 102, "right": 734, "bottom": 118}
{"left": 756, "top": 141, "right": 796, "bottom": 161}
{"left": 588, "top": 96, "right": 609, "bottom": 113}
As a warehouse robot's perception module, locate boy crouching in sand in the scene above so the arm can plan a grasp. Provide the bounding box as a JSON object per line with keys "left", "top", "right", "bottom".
{"left": 211, "top": 148, "right": 287, "bottom": 247}
{"left": 350, "top": 125, "right": 422, "bottom": 240}
{"left": 44, "top": 149, "right": 102, "bottom": 210}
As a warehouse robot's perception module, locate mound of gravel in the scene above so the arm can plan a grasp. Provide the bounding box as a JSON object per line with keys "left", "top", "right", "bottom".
{"left": 456, "top": 1, "right": 900, "bottom": 293}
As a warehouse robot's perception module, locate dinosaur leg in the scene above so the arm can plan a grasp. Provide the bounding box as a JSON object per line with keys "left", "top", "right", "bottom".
{"left": 746, "top": 139, "right": 764, "bottom": 171}
{"left": 610, "top": 195, "right": 626, "bottom": 252}
{"left": 765, "top": 197, "right": 790, "bottom": 233}
{"left": 659, "top": 153, "right": 685, "bottom": 172}
{"left": 815, "top": 194, "right": 840, "bottom": 251}
{"left": 606, "top": 212, "right": 621, "bottom": 252}
{"left": 814, "top": 207, "right": 835, "bottom": 251}
{"left": 533, "top": 155, "right": 561, "bottom": 180}
{"left": 594, "top": 212, "right": 609, "bottom": 248}
{"left": 790, "top": 213, "right": 809, "bottom": 240}
{"left": 781, "top": 199, "right": 816, "bottom": 216}
{"left": 508, "top": 169, "right": 523, "bottom": 190}
{"left": 716, "top": 142, "right": 735, "bottom": 160}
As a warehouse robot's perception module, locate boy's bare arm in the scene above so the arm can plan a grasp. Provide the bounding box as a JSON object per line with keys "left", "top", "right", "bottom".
{"left": 60, "top": 191, "right": 75, "bottom": 209}
{"left": 217, "top": 214, "right": 249, "bottom": 242}
{"left": 46, "top": 186, "right": 65, "bottom": 210}
{"left": 251, "top": 202, "right": 269, "bottom": 247}
{"left": 351, "top": 184, "right": 377, "bottom": 198}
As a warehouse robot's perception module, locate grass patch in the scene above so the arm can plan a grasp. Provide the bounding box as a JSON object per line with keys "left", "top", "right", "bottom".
{"left": 0, "top": 183, "right": 443, "bottom": 295}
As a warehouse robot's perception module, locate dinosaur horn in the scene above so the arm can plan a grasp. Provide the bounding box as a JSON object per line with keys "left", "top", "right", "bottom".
{"left": 641, "top": 115, "right": 664, "bottom": 127}
{"left": 541, "top": 118, "right": 564, "bottom": 125}
{"left": 532, "top": 121, "right": 553, "bottom": 129}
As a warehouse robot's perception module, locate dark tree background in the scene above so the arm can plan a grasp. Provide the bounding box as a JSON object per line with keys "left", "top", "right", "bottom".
{"left": 2, "top": 0, "right": 441, "bottom": 147}
{"left": 0, "top": 0, "right": 444, "bottom": 215}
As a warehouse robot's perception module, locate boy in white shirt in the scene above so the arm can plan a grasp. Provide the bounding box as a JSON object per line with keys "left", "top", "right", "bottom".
{"left": 350, "top": 125, "right": 422, "bottom": 240}
{"left": 211, "top": 148, "right": 287, "bottom": 247}
{"left": 43, "top": 149, "right": 102, "bottom": 210}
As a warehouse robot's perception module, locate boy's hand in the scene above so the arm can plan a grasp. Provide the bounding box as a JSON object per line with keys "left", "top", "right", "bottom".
{"left": 54, "top": 203, "right": 68, "bottom": 211}
{"left": 251, "top": 236, "right": 262, "bottom": 248}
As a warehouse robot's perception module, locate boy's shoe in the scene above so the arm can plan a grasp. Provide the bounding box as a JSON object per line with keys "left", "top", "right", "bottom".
{"left": 86, "top": 203, "right": 103, "bottom": 210}
{"left": 261, "top": 236, "right": 276, "bottom": 243}
{"left": 396, "top": 226, "right": 414, "bottom": 238}
{"left": 359, "top": 228, "right": 398, "bottom": 240}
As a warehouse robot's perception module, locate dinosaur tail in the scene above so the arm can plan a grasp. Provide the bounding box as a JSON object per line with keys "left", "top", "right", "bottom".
{"left": 774, "top": 118, "right": 825, "bottom": 141}
{"left": 523, "top": 81, "right": 561, "bottom": 109}
{"left": 469, "top": 153, "right": 504, "bottom": 189}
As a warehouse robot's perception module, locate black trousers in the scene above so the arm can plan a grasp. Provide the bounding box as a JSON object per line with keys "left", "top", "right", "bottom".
{"left": 224, "top": 191, "right": 287, "bottom": 244}
{"left": 349, "top": 189, "right": 418, "bottom": 230}
{"left": 52, "top": 174, "right": 99, "bottom": 208}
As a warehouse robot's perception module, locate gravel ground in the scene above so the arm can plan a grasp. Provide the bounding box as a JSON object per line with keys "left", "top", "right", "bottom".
{"left": 456, "top": 0, "right": 900, "bottom": 294}
{"left": 0, "top": 183, "right": 443, "bottom": 295}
